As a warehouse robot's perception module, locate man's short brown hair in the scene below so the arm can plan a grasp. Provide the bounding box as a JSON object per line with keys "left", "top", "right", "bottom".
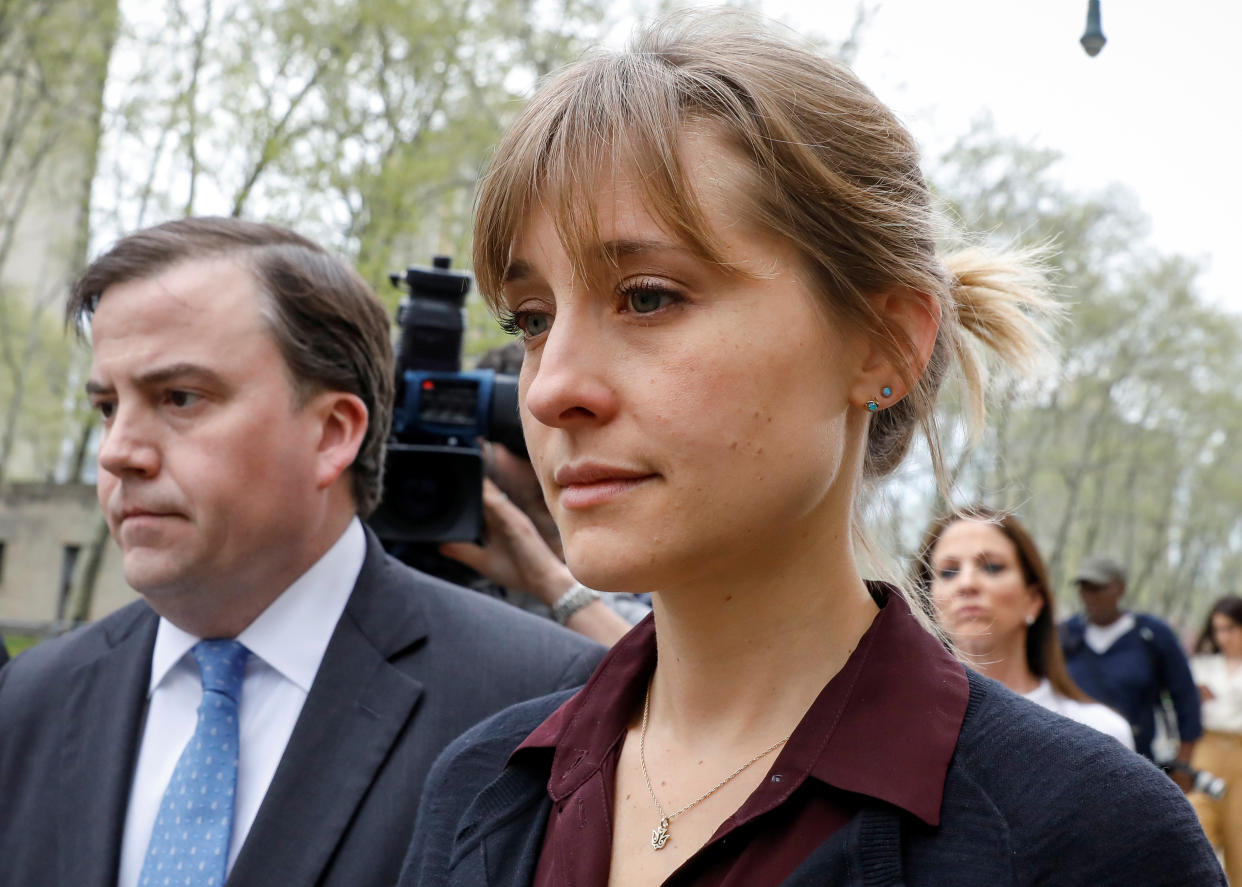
{"left": 68, "top": 216, "right": 394, "bottom": 517}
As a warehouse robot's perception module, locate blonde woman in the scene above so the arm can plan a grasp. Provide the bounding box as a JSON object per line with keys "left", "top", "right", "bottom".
{"left": 401, "top": 11, "right": 1221, "bottom": 886}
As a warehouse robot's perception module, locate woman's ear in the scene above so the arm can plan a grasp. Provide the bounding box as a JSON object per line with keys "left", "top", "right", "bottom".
{"left": 850, "top": 288, "right": 941, "bottom": 409}
{"left": 1025, "top": 585, "right": 1046, "bottom": 625}
{"left": 311, "top": 392, "right": 369, "bottom": 491}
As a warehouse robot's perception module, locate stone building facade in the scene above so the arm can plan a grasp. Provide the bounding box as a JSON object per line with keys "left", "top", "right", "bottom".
{"left": 0, "top": 483, "right": 135, "bottom": 631}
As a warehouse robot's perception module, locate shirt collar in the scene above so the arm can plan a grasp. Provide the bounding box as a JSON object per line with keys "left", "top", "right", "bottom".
{"left": 518, "top": 584, "right": 968, "bottom": 827}
{"left": 147, "top": 518, "right": 366, "bottom": 696}
{"left": 794, "top": 588, "right": 968, "bottom": 825}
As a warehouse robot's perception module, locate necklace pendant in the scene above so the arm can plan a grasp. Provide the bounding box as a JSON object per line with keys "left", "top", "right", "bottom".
{"left": 650, "top": 817, "right": 671, "bottom": 850}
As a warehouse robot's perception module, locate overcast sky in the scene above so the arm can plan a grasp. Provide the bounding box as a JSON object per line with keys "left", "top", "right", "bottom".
{"left": 655, "top": 0, "right": 1242, "bottom": 314}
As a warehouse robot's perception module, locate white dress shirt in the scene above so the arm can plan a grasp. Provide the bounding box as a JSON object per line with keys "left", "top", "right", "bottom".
{"left": 1024, "top": 678, "right": 1136, "bottom": 749}
{"left": 118, "top": 518, "right": 365, "bottom": 887}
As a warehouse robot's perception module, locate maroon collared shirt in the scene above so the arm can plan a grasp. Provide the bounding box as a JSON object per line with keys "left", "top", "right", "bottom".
{"left": 514, "top": 584, "right": 969, "bottom": 887}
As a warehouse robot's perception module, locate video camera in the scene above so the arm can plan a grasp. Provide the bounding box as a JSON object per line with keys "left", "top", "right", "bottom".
{"left": 368, "top": 256, "right": 523, "bottom": 553}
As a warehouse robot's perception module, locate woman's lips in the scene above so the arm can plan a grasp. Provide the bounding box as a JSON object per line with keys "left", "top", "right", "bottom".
{"left": 553, "top": 463, "right": 657, "bottom": 509}
{"left": 558, "top": 475, "right": 655, "bottom": 509}
{"left": 948, "top": 603, "right": 988, "bottom": 618}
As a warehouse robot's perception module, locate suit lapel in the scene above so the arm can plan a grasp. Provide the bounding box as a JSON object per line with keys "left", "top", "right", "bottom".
{"left": 58, "top": 605, "right": 157, "bottom": 887}
{"left": 227, "top": 534, "right": 428, "bottom": 887}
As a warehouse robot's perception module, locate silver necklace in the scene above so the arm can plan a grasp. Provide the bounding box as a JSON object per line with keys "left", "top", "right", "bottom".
{"left": 638, "top": 678, "right": 792, "bottom": 851}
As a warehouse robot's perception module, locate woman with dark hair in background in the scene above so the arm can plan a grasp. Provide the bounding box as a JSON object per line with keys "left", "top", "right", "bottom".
{"left": 1190, "top": 595, "right": 1242, "bottom": 883}
{"left": 916, "top": 506, "right": 1132, "bottom": 748}
{"left": 400, "top": 9, "right": 1220, "bottom": 885}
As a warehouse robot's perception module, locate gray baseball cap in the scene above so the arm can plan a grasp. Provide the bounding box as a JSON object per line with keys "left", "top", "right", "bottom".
{"left": 1074, "top": 555, "right": 1127, "bottom": 586}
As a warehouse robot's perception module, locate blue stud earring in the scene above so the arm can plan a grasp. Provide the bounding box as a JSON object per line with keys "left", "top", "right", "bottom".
{"left": 881, "top": 386, "right": 893, "bottom": 398}
{"left": 866, "top": 399, "right": 880, "bottom": 412}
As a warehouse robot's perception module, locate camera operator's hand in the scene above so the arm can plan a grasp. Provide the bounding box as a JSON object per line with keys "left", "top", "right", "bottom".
{"left": 1168, "top": 741, "right": 1199, "bottom": 794}
{"left": 1169, "top": 768, "right": 1194, "bottom": 794}
{"left": 440, "top": 479, "right": 632, "bottom": 645}
{"left": 485, "top": 442, "right": 563, "bottom": 559}
{"left": 441, "top": 479, "right": 570, "bottom": 603}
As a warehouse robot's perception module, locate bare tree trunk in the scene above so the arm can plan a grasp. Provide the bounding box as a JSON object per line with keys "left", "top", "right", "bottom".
{"left": 68, "top": 410, "right": 96, "bottom": 482}
{"left": 179, "top": 0, "right": 213, "bottom": 214}
{"left": 69, "top": 513, "right": 112, "bottom": 624}
{"left": 1046, "top": 389, "right": 1114, "bottom": 589}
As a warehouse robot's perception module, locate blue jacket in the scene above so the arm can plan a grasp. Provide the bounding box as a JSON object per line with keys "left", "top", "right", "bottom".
{"left": 401, "top": 671, "right": 1222, "bottom": 886}
{"left": 1061, "top": 612, "right": 1202, "bottom": 760}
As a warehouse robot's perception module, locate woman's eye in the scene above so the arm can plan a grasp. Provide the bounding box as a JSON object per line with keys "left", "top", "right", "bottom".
{"left": 936, "top": 567, "right": 959, "bottom": 581}
{"left": 522, "top": 313, "right": 552, "bottom": 336}
{"left": 168, "top": 390, "right": 201, "bottom": 408}
{"left": 982, "top": 562, "right": 1005, "bottom": 575}
{"left": 624, "top": 283, "right": 680, "bottom": 314}
{"left": 498, "top": 309, "right": 552, "bottom": 339}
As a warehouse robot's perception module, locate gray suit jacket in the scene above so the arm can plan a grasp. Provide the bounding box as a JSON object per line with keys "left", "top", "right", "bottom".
{"left": 0, "top": 529, "right": 604, "bottom": 887}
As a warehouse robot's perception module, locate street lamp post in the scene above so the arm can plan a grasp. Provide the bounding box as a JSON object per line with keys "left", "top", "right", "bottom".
{"left": 1081, "top": 0, "right": 1107, "bottom": 57}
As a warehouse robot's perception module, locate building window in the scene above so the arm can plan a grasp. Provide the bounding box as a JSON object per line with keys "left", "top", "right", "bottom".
{"left": 57, "top": 544, "right": 81, "bottom": 622}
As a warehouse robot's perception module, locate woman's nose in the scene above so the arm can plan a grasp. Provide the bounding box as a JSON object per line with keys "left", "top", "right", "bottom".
{"left": 952, "top": 566, "right": 981, "bottom": 594}
{"left": 522, "top": 310, "right": 620, "bottom": 430}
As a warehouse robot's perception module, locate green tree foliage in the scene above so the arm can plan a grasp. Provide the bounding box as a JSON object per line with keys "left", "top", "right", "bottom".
{"left": 886, "top": 118, "right": 1242, "bottom": 630}
{"left": 96, "top": 0, "right": 608, "bottom": 321}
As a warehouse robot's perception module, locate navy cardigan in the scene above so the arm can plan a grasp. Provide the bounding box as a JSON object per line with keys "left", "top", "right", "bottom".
{"left": 400, "top": 671, "right": 1223, "bottom": 886}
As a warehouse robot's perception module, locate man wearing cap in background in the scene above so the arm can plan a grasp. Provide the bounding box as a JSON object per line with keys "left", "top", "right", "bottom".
{"left": 1060, "top": 555, "right": 1202, "bottom": 783}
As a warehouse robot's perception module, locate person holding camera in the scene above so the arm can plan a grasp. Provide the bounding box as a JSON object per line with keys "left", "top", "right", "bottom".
{"left": 0, "top": 217, "right": 604, "bottom": 887}
{"left": 1189, "top": 595, "right": 1242, "bottom": 883}
{"left": 917, "top": 506, "right": 1133, "bottom": 749}
{"left": 400, "top": 10, "right": 1221, "bottom": 886}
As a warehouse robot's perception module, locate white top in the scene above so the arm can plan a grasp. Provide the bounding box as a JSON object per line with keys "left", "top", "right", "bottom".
{"left": 1024, "top": 678, "right": 1136, "bottom": 750}
{"left": 118, "top": 518, "right": 365, "bottom": 887}
{"left": 1084, "top": 612, "right": 1137, "bottom": 654}
{"left": 1191, "top": 653, "right": 1242, "bottom": 734}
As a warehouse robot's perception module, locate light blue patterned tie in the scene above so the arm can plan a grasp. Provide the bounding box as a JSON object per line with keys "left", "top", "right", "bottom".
{"left": 139, "top": 639, "right": 250, "bottom": 887}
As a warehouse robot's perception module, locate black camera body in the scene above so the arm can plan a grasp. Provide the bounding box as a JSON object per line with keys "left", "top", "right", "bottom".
{"left": 368, "top": 256, "right": 522, "bottom": 547}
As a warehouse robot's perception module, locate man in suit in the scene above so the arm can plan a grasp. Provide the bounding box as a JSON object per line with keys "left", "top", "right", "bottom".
{"left": 0, "top": 217, "right": 603, "bottom": 887}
